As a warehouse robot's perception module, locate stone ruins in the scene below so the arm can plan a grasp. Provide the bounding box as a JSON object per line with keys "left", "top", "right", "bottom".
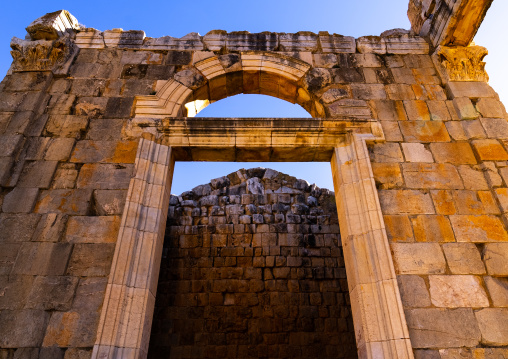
{"left": 150, "top": 168, "right": 356, "bottom": 358}
{"left": 0, "top": 1, "right": 507, "bottom": 358}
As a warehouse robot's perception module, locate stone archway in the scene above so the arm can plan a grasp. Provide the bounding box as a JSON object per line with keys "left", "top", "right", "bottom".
{"left": 133, "top": 52, "right": 324, "bottom": 119}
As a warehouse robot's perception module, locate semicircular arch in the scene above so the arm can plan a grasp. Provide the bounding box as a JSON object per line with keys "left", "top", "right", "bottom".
{"left": 134, "top": 52, "right": 325, "bottom": 118}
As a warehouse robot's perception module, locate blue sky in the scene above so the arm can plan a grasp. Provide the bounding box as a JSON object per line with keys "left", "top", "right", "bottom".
{"left": 1, "top": 1, "right": 507, "bottom": 194}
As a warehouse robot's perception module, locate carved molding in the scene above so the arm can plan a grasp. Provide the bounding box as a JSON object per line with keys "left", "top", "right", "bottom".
{"left": 408, "top": 0, "right": 493, "bottom": 47}
{"left": 10, "top": 34, "right": 77, "bottom": 73}
{"left": 433, "top": 45, "right": 489, "bottom": 82}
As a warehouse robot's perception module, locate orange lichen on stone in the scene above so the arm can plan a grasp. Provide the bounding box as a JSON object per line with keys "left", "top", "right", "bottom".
{"left": 450, "top": 215, "right": 508, "bottom": 242}
{"left": 472, "top": 140, "right": 508, "bottom": 161}
{"left": 411, "top": 215, "right": 455, "bottom": 242}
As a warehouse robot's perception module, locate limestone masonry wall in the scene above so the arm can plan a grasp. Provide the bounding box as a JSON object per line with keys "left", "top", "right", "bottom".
{"left": 0, "top": 4, "right": 507, "bottom": 359}
{"left": 149, "top": 168, "right": 356, "bottom": 358}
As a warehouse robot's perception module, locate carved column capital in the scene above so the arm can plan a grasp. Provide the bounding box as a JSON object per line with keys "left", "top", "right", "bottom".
{"left": 10, "top": 34, "right": 77, "bottom": 74}
{"left": 432, "top": 45, "right": 489, "bottom": 82}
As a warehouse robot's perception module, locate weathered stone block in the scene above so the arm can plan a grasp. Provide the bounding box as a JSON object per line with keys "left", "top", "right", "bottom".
{"left": 86, "top": 119, "right": 125, "bottom": 141}
{"left": 384, "top": 215, "right": 413, "bottom": 242}
{"left": 327, "top": 99, "right": 372, "bottom": 118}
{"left": 475, "top": 98, "right": 506, "bottom": 118}
{"left": 414, "top": 350, "right": 440, "bottom": 359}
{"left": 429, "top": 143, "right": 477, "bottom": 164}
{"left": 44, "top": 138, "right": 75, "bottom": 161}
{"left": 93, "top": 189, "right": 127, "bottom": 215}
{"left": 404, "top": 100, "right": 431, "bottom": 121}
{"left": 411, "top": 215, "right": 455, "bottom": 242}
{"left": 46, "top": 94, "right": 76, "bottom": 115}
{"left": 371, "top": 163, "right": 403, "bottom": 189}
{"left": 35, "top": 189, "right": 93, "bottom": 215}
{"left": 0, "top": 135, "right": 23, "bottom": 157}
{"left": 472, "top": 139, "right": 508, "bottom": 161}
{"left": 439, "top": 348, "right": 508, "bottom": 359}
{"left": 391, "top": 243, "right": 446, "bottom": 274}
{"left": 427, "top": 100, "right": 451, "bottom": 122}
{"left": 64, "top": 348, "right": 92, "bottom": 359}
{"left": 351, "top": 53, "right": 382, "bottom": 67}
{"left": 484, "top": 276, "right": 508, "bottom": 307}
{"left": 457, "top": 166, "right": 488, "bottom": 191}
{"left": 379, "top": 190, "right": 434, "bottom": 214}
{"left": 320, "top": 87, "right": 349, "bottom": 104}
{"left": 12, "top": 242, "right": 72, "bottom": 275}
{"left": 2, "top": 187, "right": 39, "bottom": 213}
{"left": 450, "top": 216, "right": 508, "bottom": 243}
{"left": 3, "top": 72, "right": 52, "bottom": 93}
{"left": 0, "top": 157, "right": 13, "bottom": 186}
{"left": 0, "top": 310, "right": 50, "bottom": 348}
{"left": 475, "top": 308, "right": 508, "bottom": 346}
{"left": 452, "top": 190, "right": 499, "bottom": 215}
{"left": 0, "top": 243, "right": 20, "bottom": 275}
{"left": 65, "top": 216, "right": 120, "bottom": 243}
{"left": 429, "top": 275, "right": 489, "bottom": 308}
{"left": 442, "top": 243, "right": 485, "bottom": 275}
{"left": 350, "top": 84, "right": 386, "bottom": 100}
{"left": 44, "top": 115, "right": 88, "bottom": 138}
{"left": 402, "top": 163, "right": 464, "bottom": 189}
{"left": 43, "top": 310, "right": 100, "bottom": 348}
{"left": 0, "top": 275, "right": 34, "bottom": 309}
{"left": 76, "top": 163, "right": 133, "bottom": 190}
{"left": 463, "top": 120, "right": 487, "bottom": 139}
{"left": 401, "top": 143, "right": 433, "bottom": 163}
{"left": 385, "top": 84, "right": 415, "bottom": 100}
{"left": 26, "top": 276, "right": 79, "bottom": 311}
{"left": 397, "top": 275, "right": 431, "bottom": 308}
{"left": 26, "top": 10, "right": 79, "bottom": 40}
{"left": 40, "top": 347, "right": 66, "bottom": 359}
{"left": 0, "top": 213, "right": 40, "bottom": 243}
{"left": 356, "top": 36, "right": 386, "bottom": 54}
{"left": 445, "top": 82, "right": 497, "bottom": 99}
{"left": 483, "top": 243, "right": 508, "bottom": 275}
{"left": 390, "top": 68, "right": 416, "bottom": 84}
{"left": 72, "top": 277, "right": 108, "bottom": 313}
{"left": 371, "top": 100, "right": 407, "bottom": 121}
{"left": 480, "top": 118, "right": 508, "bottom": 139}
{"left": 32, "top": 213, "right": 68, "bottom": 242}
{"left": 452, "top": 97, "right": 478, "bottom": 120}
{"left": 405, "top": 308, "right": 481, "bottom": 348}
{"left": 17, "top": 160, "right": 58, "bottom": 188}
{"left": 104, "top": 97, "right": 134, "bottom": 118}
{"left": 70, "top": 140, "right": 137, "bottom": 164}
{"left": 51, "top": 164, "right": 79, "bottom": 189}
{"left": 66, "top": 243, "right": 115, "bottom": 276}
{"left": 399, "top": 121, "right": 451, "bottom": 142}
{"left": 368, "top": 143, "right": 402, "bottom": 163}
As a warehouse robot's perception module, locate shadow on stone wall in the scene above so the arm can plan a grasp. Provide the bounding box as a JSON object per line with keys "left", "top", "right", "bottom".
{"left": 148, "top": 168, "right": 357, "bottom": 359}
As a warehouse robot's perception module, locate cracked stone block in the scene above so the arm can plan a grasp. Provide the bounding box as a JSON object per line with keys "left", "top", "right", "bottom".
{"left": 405, "top": 308, "right": 481, "bottom": 348}
{"left": 483, "top": 243, "right": 508, "bottom": 275}
{"left": 475, "top": 308, "right": 508, "bottom": 346}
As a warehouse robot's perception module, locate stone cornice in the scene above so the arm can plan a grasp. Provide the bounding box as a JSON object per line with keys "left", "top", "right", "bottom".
{"left": 73, "top": 28, "right": 429, "bottom": 55}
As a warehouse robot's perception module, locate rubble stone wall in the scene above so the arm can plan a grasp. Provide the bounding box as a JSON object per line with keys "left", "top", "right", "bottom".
{"left": 149, "top": 168, "right": 356, "bottom": 358}
{"left": 0, "top": 7, "right": 507, "bottom": 358}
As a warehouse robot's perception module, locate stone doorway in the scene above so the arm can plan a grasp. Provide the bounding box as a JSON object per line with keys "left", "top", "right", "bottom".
{"left": 92, "top": 116, "right": 413, "bottom": 359}
{"left": 148, "top": 167, "right": 357, "bottom": 358}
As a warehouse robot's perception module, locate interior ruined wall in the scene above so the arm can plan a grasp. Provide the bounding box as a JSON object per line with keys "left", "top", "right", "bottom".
{"left": 149, "top": 168, "right": 357, "bottom": 359}
{"left": 0, "top": 7, "right": 507, "bottom": 359}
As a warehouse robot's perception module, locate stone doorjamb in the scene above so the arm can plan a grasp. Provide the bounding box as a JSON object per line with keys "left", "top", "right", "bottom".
{"left": 92, "top": 117, "right": 414, "bottom": 359}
